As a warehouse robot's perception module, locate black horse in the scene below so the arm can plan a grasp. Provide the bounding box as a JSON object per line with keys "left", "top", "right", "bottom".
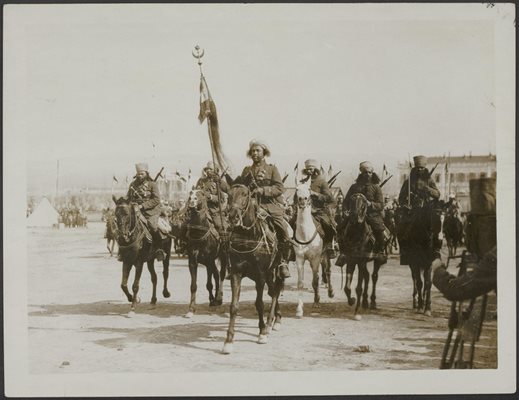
{"left": 383, "top": 208, "right": 398, "bottom": 255}
{"left": 222, "top": 184, "right": 284, "bottom": 354}
{"left": 338, "top": 193, "right": 387, "bottom": 320}
{"left": 396, "top": 204, "right": 436, "bottom": 316}
{"left": 443, "top": 212, "right": 463, "bottom": 258}
{"left": 104, "top": 212, "right": 118, "bottom": 256}
{"left": 113, "top": 196, "right": 171, "bottom": 311}
{"left": 183, "top": 189, "right": 226, "bottom": 318}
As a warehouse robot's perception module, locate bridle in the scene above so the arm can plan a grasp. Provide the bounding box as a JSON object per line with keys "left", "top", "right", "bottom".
{"left": 229, "top": 185, "right": 257, "bottom": 230}
{"left": 115, "top": 202, "right": 143, "bottom": 248}
{"left": 350, "top": 193, "right": 368, "bottom": 224}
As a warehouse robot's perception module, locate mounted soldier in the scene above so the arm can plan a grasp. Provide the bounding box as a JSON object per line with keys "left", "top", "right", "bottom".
{"left": 195, "top": 161, "right": 230, "bottom": 233}
{"left": 300, "top": 158, "right": 337, "bottom": 258}
{"left": 398, "top": 155, "right": 442, "bottom": 256}
{"left": 445, "top": 193, "right": 462, "bottom": 222}
{"left": 235, "top": 139, "right": 292, "bottom": 279}
{"left": 343, "top": 161, "right": 387, "bottom": 262}
{"left": 125, "top": 162, "right": 166, "bottom": 262}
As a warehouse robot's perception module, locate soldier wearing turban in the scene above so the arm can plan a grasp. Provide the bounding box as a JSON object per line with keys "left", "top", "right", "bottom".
{"left": 125, "top": 162, "right": 165, "bottom": 261}
{"left": 195, "top": 161, "right": 230, "bottom": 232}
{"left": 397, "top": 155, "right": 442, "bottom": 264}
{"left": 342, "top": 161, "right": 387, "bottom": 261}
{"left": 236, "top": 139, "right": 292, "bottom": 278}
{"left": 300, "top": 158, "right": 337, "bottom": 257}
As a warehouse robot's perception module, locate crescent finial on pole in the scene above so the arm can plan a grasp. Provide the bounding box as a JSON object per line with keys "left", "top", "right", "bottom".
{"left": 192, "top": 45, "right": 205, "bottom": 75}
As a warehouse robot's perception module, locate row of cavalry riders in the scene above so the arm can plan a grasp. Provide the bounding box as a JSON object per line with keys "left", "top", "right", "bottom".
{"left": 104, "top": 143, "right": 483, "bottom": 355}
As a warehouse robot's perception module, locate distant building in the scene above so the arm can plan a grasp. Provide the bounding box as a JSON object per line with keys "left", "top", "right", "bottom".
{"left": 397, "top": 154, "right": 496, "bottom": 212}
{"left": 156, "top": 173, "right": 193, "bottom": 204}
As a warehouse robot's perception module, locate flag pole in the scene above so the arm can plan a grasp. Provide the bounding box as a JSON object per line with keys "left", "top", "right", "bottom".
{"left": 193, "top": 45, "right": 226, "bottom": 230}
{"left": 407, "top": 154, "right": 411, "bottom": 208}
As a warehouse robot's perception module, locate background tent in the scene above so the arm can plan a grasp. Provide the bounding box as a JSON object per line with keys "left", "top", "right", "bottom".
{"left": 27, "top": 197, "right": 59, "bottom": 227}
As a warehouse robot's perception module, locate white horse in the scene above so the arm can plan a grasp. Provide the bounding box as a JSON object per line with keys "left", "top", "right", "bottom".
{"left": 293, "top": 183, "right": 325, "bottom": 318}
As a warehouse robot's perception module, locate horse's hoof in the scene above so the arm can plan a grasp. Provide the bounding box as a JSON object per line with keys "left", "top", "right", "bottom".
{"left": 370, "top": 302, "right": 377, "bottom": 310}
{"left": 128, "top": 310, "right": 135, "bottom": 317}
{"left": 209, "top": 300, "right": 216, "bottom": 307}
{"left": 414, "top": 308, "right": 422, "bottom": 314}
{"left": 222, "top": 343, "right": 233, "bottom": 354}
{"left": 348, "top": 297, "right": 356, "bottom": 306}
{"left": 424, "top": 310, "right": 432, "bottom": 317}
{"left": 257, "top": 334, "right": 268, "bottom": 344}
{"left": 328, "top": 290, "right": 335, "bottom": 299}
{"left": 362, "top": 302, "right": 369, "bottom": 309}
{"left": 295, "top": 309, "right": 303, "bottom": 318}
{"left": 273, "top": 322, "right": 281, "bottom": 331}
{"left": 184, "top": 311, "right": 194, "bottom": 319}
{"left": 312, "top": 303, "right": 320, "bottom": 309}
{"left": 354, "top": 314, "right": 362, "bottom": 321}
{"left": 136, "top": 296, "right": 141, "bottom": 304}
{"left": 162, "top": 290, "right": 171, "bottom": 298}
{"left": 216, "top": 299, "right": 223, "bottom": 306}
{"left": 149, "top": 302, "right": 156, "bottom": 309}
{"left": 266, "top": 326, "right": 272, "bottom": 335}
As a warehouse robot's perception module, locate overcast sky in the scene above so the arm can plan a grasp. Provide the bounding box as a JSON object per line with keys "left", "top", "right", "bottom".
{"left": 5, "top": 4, "right": 503, "bottom": 193}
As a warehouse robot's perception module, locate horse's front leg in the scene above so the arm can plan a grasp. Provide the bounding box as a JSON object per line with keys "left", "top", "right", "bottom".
{"left": 120, "top": 262, "right": 133, "bottom": 302}
{"left": 311, "top": 257, "right": 321, "bottom": 308}
{"left": 186, "top": 252, "right": 198, "bottom": 318}
{"left": 344, "top": 263, "right": 356, "bottom": 306}
{"left": 360, "top": 262, "right": 370, "bottom": 309}
{"left": 131, "top": 263, "right": 144, "bottom": 312}
{"left": 267, "top": 276, "right": 282, "bottom": 332}
{"left": 322, "top": 254, "right": 334, "bottom": 298}
{"left": 222, "top": 271, "right": 242, "bottom": 354}
{"left": 409, "top": 265, "right": 418, "bottom": 310}
{"left": 370, "top": 260, "right": 381, "bottom": 309}
{"left": 423, "top": 265, "right": 432, "bottom": 316}
{"left": 206, "top": 259, "right": 217, "bottom": 307}
{"left": 295, "top": 253, "right": 305, "bottom": 318}
{"left": 147, "top": 259, "right": 158, "bottom": 306}
{"left": 162, "top": 240, "right": 171, "bottom": 298}
{"left": 107, "top": 239, "right": 112, "bottom": 255}
{"left": 255, "top": 279, "right": 268, "bottom": 344}
{"left": 353, "top": 262, "right": 365, "bottom": 320}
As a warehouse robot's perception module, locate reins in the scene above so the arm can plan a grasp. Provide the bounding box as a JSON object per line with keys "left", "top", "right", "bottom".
{"left": 294, "top": 195, "right": 319, "bottom": 245}
{"left": 116, "top": 205, "right": 145, "bottom": 249}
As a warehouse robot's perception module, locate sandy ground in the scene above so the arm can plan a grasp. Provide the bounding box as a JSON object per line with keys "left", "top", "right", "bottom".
{"left": 27, "top": 222, "right": 497, "bottom": 373}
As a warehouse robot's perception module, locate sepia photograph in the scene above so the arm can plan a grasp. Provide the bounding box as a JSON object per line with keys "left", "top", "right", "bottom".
{"left": 3, "top": 3, "right": 516, "bottom": 397}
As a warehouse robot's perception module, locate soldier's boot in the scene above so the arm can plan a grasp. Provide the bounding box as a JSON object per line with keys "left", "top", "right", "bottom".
{"left": 278, "top": 241, "right": 292, "bottom": 279}
{"left": 152, "top": 231, "right": 165, "bottom": 262}
{"left": 373, "top": 230, "right": 387, "bottom": 264}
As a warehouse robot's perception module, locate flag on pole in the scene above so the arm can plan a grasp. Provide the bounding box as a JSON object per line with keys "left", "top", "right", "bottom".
{"left": 382, "top": 163, "right": 388, "bottom": 179}
{"left": 282, "top": 173, "right": 289, "bottom": 183}
{"left": 293, "top": 162, "right": 299, "bottom": 172}
{"left": 112, "top": 175, "right": 118, "bottom": 183}
{"left": 188, "top": 168, "right": 192, "bottom": 180}
{"left": 328, "top": 164, "right": 333, "bottom": 179}
{"left": 320, "top": 164, "right": 325, "bottom": 175}
{"left": 198, "top": 75, "right": 227, "bottom": 170}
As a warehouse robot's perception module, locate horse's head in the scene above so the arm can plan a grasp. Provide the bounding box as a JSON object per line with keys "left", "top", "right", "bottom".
{"left": 112, "top": 196, "right": 134, "bottom": 241}
{"left": 228, "top": 184, "right": 251, "bottom": 228}
{"left": 295, "top": 183, "right": 312, "bottom": 210}
{"left": 348, "top": 193, "right": 368, "bottom": 224}
{"left": 187, "top": 189, "right": 207, "bottom": 211}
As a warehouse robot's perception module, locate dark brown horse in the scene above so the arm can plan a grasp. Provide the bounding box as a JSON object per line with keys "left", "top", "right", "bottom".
{"left": 113, "top": 196, "right": 171, "bottom": 312}
{"left": 222, "top": 184, "right": 284, "bottom": 354}
{"left": 183, "top": 189, "right": 226, "bottom": 318}
{"left": 396, "top": 204, "right": 435, "bottom": 316}
{"left": 338, "top": 193, "right": 387, "bottom": 320}
{"left": 443, "top": 212, "right": 463, "bottom": 258}
{"left": 383, "top": 208, "right": 398, "bottom": 255}
{"left": 104, "top": 212, "right": 117, "bottom": 256}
